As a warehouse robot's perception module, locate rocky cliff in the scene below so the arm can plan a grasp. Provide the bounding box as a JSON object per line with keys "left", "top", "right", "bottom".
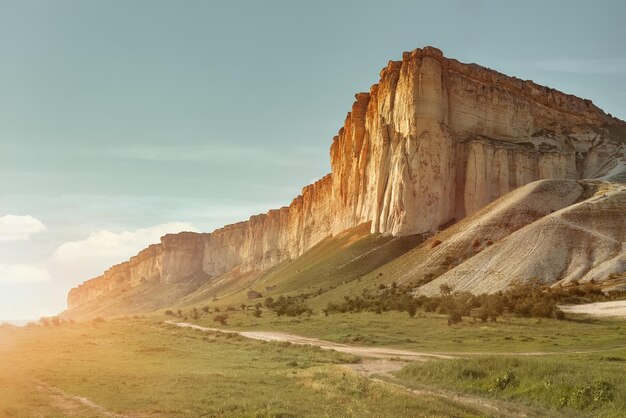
{"left": 67, "top": 46, "right": 626, "bottom": 310}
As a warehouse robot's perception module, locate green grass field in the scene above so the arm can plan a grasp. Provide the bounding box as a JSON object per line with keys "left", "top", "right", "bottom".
{"left": 0, "top": 319, "right": 481, "bottom": 418}
{"left": 185, "top": 309, "right": 626, "bottom": 417}
{"left": 393, "top": 349, "right": 626, "bottom": 417}
{"left": 3, "top": 308, "right": 626, "bottom": 417}
{"left": 190, "top": 309, "right": 626, "bottom": 354}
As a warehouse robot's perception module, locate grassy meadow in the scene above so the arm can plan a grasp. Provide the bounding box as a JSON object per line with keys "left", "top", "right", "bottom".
{"left": 2, "top": 307, "right": 626, "bottom": 417}
{"left": 0, "top": 319, "right": 481, "bottom": 418}
{"left": 393, "top": 349, "right": 626, "bottom": 417}
{"left": 183, "top": 308, "right": 626, "bottom": 417}
{"left": 190, "top": 309, "right": 626, "bottom": 354}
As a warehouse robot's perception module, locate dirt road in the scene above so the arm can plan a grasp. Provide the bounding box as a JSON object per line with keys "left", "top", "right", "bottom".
{"left": 167, "top": 321, "right": 455, "bottom": 360}
{"left": 168, "top": 321, "right": 544, "bottom": 417}
{"left": 560, "top": 300, "right": 626, "bottom": 318}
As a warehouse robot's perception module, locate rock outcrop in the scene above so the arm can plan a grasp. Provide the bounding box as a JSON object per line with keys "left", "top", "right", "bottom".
{"left": 418, "top": 181, "right": 626, "bottom": 295}
{"left": 67, "top": 46, "right": 626, "bottom": 310}
{"left": 389, "top": 179, "right": 588, "bottom": 288}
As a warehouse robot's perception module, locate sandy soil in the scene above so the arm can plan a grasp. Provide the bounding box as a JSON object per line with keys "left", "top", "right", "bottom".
{"left": 559, "top": 300, "right": 626, "bottom": 318}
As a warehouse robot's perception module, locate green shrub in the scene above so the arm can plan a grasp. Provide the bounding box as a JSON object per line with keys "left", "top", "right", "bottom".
{"left": 562, "top": 380, "right": 614, "bottom": 410}
{"left": 489, "top": 370, "right": 517, "bottom": 391}
{"left": 271, "top": 296, "right": 309, "bottom": 317}
{"left": 191, "top": 308, "right": 200, "bottom": 320}
{"left": 321, "top": 280, "right": 620, "bottom": 324}
{"left": 213, "top": 314, "right": 228, "bottom": 326}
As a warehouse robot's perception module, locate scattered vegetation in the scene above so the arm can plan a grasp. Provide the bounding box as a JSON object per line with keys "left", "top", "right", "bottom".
{"left": 2, "top": 319, "right": 477, "bottom": 417}
{"left": 323, "top": 280, "right": 626, "bottom": 323}
{"left": 324, "top": 282, "right": 418, "bottom": 317}
{"left": 265, "top": 295, "right": 312, "bottom": 317}
{"left": 395, "top": 352, "right": 626, "bottom": 415}
{"left": 35, "top": 316, "right": 75, "bottom": 327}
{"left": 213, "top": 314, "right": 228, "bottom": 326}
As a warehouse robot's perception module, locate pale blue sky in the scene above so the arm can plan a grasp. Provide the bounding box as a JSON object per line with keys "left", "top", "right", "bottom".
{"left": 1, "top": 0, "right": 625, "bottom": 320}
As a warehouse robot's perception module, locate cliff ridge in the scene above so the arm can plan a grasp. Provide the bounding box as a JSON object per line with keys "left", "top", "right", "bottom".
{"left": 67, "top": 46, "right": 626, "bottom": 310}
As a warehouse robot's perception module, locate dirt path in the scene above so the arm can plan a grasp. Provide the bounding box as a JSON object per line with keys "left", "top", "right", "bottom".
{"left": 33, "top": 379, "right": 132, "bottom": 418}
{"left": 560, "top": 300, "right": 626, "bottom": 318}
{"left": 369, "top": 377, "right": 549, "bottom": 418}
{"left": 347, "top": 362, "right": 541, "bottom": 417}
{"left": 169, "top": 321, "right": 544, "bottom": 416}
{"left": 168, "top": 321, "right": 455, "bottom": 360}
{"left": 167, "top": 320, "right": 626, "bottom": 358}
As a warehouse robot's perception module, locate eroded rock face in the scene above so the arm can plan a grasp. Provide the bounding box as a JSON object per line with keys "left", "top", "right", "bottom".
{"left": 67, "top": 46, "right": 626, "bottom": 310}
{"left": 330, "top": 47, "right": 624, "bottom": 236}
{"left": 418, "top": 182, "right": 626, "bottom": 295}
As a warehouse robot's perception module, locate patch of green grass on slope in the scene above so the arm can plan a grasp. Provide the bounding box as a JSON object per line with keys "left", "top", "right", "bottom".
{"left": 178, "top": 222, "right": 422, "bottom": 310}
{"left": 0, "top": 318, "right": 481, "bottom": 418}
{"left": 192, "top": 310, "right": 626, "bottom": 354}
{"left": 394, "top": 350, "right": 626, "bottom": 417}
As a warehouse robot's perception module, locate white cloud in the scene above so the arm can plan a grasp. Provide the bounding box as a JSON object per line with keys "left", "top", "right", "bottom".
{"left": 535, "top": 58, "right": 626, "bottom": 74}
{"left": 0, "top": 214, "right": 46, "bottom": 242}
{"left": 52, "top": 222, "right": 197, "bottom": 265}
{"left": 0, "top": 264, "right": 50, "bottom": 283}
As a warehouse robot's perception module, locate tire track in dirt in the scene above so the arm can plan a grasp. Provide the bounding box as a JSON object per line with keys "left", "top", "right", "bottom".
{"left": 32, "top": 379, "right": 134, "bottom": 418}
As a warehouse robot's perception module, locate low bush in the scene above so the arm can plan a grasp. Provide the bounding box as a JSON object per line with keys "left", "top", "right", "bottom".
{"left": 266, "top": 295, "right": 309, "bottom": 317}
{"left": 323, "top": 280, "right": 621, "bottom": 322}
{"left": 213, "top": 314, "right": 228, "bottom": 326}
{"left": 561, "top": 380, "right": 614, "bottom": 410}
{"left": 489, "top": 370, "right": 517, "bottom": 392}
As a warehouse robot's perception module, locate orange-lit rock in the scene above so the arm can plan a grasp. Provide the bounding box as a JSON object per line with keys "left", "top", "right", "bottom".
{"left": 67, "top": 47, "right": 626, "bottom": 310}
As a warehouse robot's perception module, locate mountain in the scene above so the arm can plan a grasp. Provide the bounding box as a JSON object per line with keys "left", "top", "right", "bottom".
{"left": 66, "top": 46, "right": 626, "bottom": 317}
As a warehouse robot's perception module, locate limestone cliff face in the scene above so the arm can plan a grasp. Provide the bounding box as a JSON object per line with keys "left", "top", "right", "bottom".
{"left": 67, "top": 175, "right": 335, "bottom": 309}
{"left": 67, "top": 46, "right": 626, "bottom": 310}
{"left": 329, "top": 47, "right": 624, "bottom": 236}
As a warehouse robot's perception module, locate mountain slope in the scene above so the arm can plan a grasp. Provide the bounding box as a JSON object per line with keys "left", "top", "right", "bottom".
{"left": 65, "top": 46, "right": 626, "bottom": 317}
{"left": 419, "top": 181, "right": 625, "bottom": 295}
{"left": 63, "top": 224, "right": 423, "bottom": 317}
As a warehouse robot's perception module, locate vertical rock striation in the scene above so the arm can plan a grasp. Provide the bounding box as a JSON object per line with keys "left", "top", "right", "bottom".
{"left": 67, "top": 47, "right": 626, "bottom": 309}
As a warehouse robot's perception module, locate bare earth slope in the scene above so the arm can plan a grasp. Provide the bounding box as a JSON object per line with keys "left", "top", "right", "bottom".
{"left": 419, "top": 181, "right": 625, "bottom": 295}
{"left": 390, "top": 179, "right": 586, "bottom": 287}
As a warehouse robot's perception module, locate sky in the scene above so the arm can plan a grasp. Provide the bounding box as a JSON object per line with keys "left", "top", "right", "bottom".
{"left": 1, "top": 0, "right": 625, "bottom": 320}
